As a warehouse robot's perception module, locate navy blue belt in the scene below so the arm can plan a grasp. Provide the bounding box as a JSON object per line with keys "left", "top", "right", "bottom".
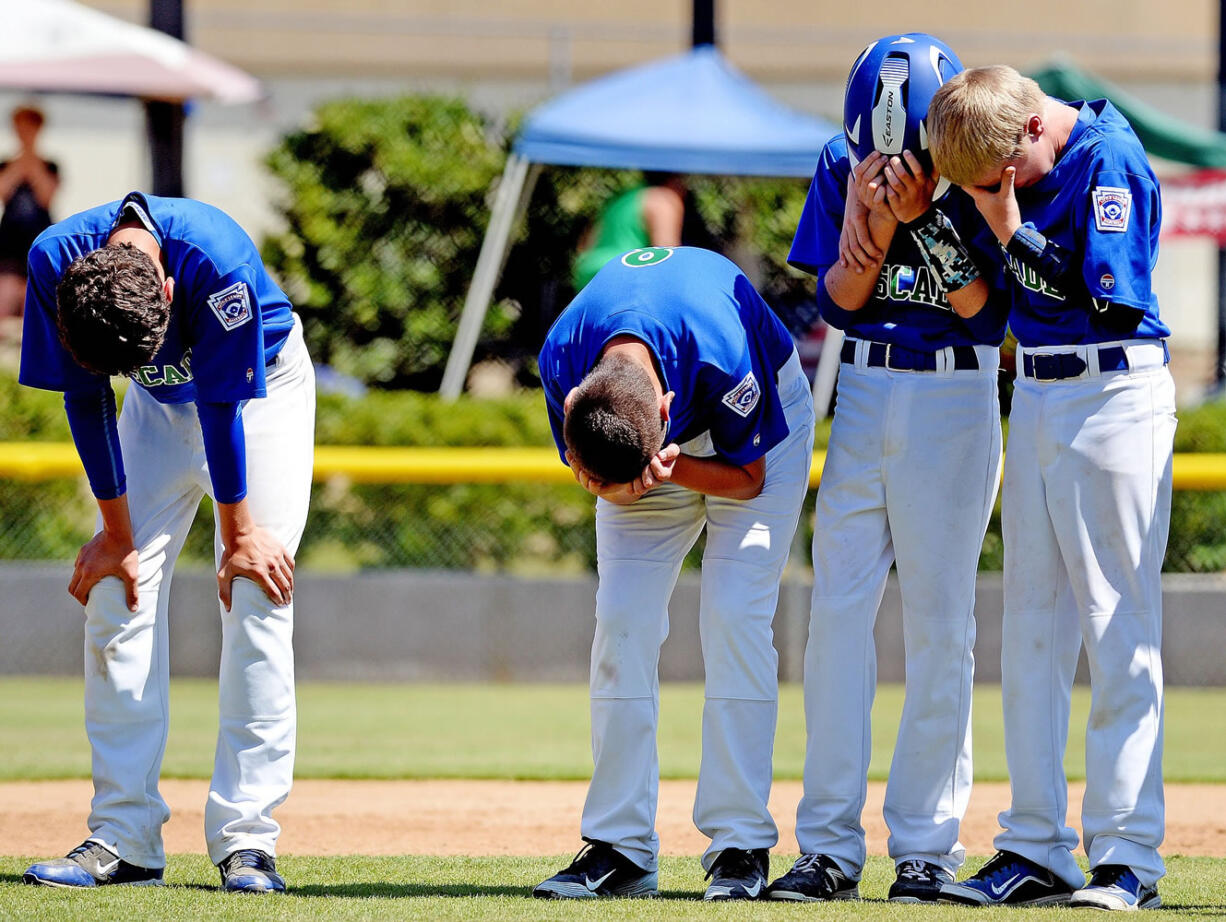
{"left": 1022, "top": 341, "right": 1169, "bottom": 381}
{"left": 841, "top": 339, "right": 980, "bottom": 372}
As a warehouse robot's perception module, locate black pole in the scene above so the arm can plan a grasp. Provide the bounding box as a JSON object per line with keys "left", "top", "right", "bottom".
{"left": 1217, "top": 0, "right": 1226, "bottom": 388}
{"left": 146, "top": 0, "right": 186, "bottom": 197}
{"left": 692, "top": 0, "right": 715, "bottom": 47}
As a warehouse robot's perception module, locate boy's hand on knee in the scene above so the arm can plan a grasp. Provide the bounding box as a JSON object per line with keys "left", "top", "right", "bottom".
{"left": 69, "top": 530, "right": 139, "bottom": 611}
{"left": 217, "top": 526, "right": 294, "bottom": 611}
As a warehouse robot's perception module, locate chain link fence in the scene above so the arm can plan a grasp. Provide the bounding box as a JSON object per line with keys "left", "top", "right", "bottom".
{"left": 0, "top": 471, "right": 1222, "bottom": 574}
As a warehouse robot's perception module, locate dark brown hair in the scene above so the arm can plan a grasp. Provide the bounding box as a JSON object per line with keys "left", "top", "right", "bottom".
{"left": 563, "top": 353, "right": 664, "bottom": 484}
{"left": 55, "top": 244, "right": 171, "bottom": 376}
{"left": 12, "top": 106, "right": 44, "bottom": 130}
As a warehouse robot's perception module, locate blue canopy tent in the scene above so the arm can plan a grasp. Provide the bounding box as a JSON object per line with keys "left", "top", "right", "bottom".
{"left": 440, "top": 45, "right": 838, "bottom": 398}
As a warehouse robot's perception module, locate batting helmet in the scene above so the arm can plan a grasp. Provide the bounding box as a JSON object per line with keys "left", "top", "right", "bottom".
{"left": 843, "top": 33, "right": 963, "bottom": 197}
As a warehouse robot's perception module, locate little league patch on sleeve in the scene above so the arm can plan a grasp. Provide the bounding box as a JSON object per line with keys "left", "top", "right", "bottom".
{"left": 207, "top": 282, "right": 254, "bottom": 331}
{"left": 1092, "top": 187, "right": 1132, "bottom": 233}
{"left": 721, "top": 371, "right": 761, "bottom": 418}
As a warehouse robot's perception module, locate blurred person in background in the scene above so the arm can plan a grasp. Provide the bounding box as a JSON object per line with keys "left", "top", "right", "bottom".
{"left": 0, "top": 105, "right": 59, "bottom": 326}
{"left": 572, "top": 173, "right": 716, "bottom": 291}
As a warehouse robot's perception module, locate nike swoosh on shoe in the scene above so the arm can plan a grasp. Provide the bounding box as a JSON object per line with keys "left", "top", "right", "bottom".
{"left": 990, "top": 873, "right": 1042, "bottom": 898}
{"left": 584, "top": 870, "right": 615, "bottom": 891}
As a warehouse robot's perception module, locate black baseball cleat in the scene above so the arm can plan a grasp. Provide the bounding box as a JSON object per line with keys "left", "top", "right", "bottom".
{"left": 532, "top": 840, "right": 658, "bottom": 899}
{"left": 888, "top": 858, "right": 954, "bottom": 902}
{"left": 23, "top": 839, "right": 164, "bottom": 888}
{"left": 939, "top": 850, "right": 1076, "bottom": 906}
{"left": 1070, "top": 864, "right": 1161, "bottom": 911}
{"left": 703, "top": 847, "right": 770, "bottom": 901}
{"left": 767, "top": 852, "right": 860, "bottom": 901}
{"left": 218, "top": 849, "right": 286, "bottom": 893}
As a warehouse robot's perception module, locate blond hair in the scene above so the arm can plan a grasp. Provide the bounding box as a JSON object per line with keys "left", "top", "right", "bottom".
{"left": 927, "top": 65, "right": 1047, "bottom": 187}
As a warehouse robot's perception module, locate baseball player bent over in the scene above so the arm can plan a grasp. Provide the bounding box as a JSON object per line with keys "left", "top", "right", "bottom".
{"left": 19, "top": 192, "right": 314, "bottom": 893}
{"left": 930, "top": 66, "right": 1175, "bottom": 911}
{"left": 767, "top": 34, "right": 1010, "bottom": 904}
{"left": 532, "top": 246, "right": 814, "bottom": 901}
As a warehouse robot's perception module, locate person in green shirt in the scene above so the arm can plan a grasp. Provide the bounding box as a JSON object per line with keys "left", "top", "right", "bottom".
{"left": 572, "top": 173, "right": 687, "bottom": 290}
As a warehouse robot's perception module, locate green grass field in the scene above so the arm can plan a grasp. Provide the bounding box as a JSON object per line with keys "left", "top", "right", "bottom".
{"left": 1, "top": 677, "right": 1223, "bottom": 782}
{"left": 1, "top": 678, "right": 1223, "bottom": 919}
{"left": 0, "top": 855, "right": 1222, "bottom": 920}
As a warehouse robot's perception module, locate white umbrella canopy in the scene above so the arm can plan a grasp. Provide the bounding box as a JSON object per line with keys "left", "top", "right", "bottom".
{"left": 0, "top": 0, "right": 261, "bottom": 104}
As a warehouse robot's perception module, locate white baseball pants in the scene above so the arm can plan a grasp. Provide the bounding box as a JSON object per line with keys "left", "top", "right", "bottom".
{"left": 794, "top": 342, "right": 1002, "bottom": 878}
{"left": 579, "top": 351, "right": 814, "bottom": 872}
{"left": 995, "top": 341, "right": 1174, "bottom": 890}
{"left": 83, "top": 317, "right": 315, "bottom": 868}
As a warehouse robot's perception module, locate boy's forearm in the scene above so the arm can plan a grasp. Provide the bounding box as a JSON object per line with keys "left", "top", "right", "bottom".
{"left": 946, "top": 277, "right": 991, "bottom": 319}
{"left": 670, "top": 454, "right": 765, "bottom": 500}
{"left": 215, "top": 498, "right": 257, "bottom": 549}
{"left": 827, "top": 210, "right": 896, "bottom": 311}
{"left": 96, "top": 495, "right": 135, "bottom": 544}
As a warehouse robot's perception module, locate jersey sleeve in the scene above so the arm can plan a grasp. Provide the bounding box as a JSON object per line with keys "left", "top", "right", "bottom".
{"left": 64, "top": 385, "right": 126, "bottom": 500}
{"left": 196, "top": 400, "right": 248, "bottom": 504}
{"left": 543, "top": 384, "right": 568, "bottom": 464}
{"left": 703, "top": 358, "right": 788, "bottom": 466}
{"left": 180, "top": 253, "right": 269, "bottom": 403}
{"left": 704, "top": 279, "right": 790, "bottom": 466}
{"left": 537, "top": 336, "right": 572, "bottom": 464}
{"left": 788, "top": 144, "right": 869, "bottom": 330}
{"left": 18, "top": 242, "right": 107, "bottom": 393}
{"left": 787, "top": 143, "right": 847, "bottom": 277}
{"left": 1078, "top": 166, "right": 1159, "bottom": 310}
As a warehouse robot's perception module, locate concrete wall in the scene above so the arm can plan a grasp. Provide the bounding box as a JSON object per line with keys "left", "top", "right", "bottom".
{"left": 1, "top": 564, "right": 1222, "bottom": 686}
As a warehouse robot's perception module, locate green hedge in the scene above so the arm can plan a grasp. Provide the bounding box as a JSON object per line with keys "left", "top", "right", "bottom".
{"left": 261, "top": 95, "right": 814, "bottom": 391}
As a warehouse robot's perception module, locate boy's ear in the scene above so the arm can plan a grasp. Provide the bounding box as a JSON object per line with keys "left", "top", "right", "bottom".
{"left": 563, "top": 387, "right": 580, "bottom": 415}
{"left": 659, "top": 390, "right": 675, "bottom": 421}
{"left": 1026, "top": 113, "right": 1044, "bottom": 141}
{"left": 163, "top": 276, "right": 175, "bottom": 303}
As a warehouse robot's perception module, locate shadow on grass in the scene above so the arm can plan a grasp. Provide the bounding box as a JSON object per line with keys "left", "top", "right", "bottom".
{"left": 288, "top": 882, "right": 709, "bottom": 901}
{"left": 0, "top": 873, "right": 26, "bottom": 885}
{"left": 289, "top": 882, "right": 535, "bottom": 899}
{"left": 1155, "top": 906, "right": 1226, "bottom": 917}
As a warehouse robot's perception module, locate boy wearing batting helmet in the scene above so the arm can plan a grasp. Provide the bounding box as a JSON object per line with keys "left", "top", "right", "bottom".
{"left": 19, "top": 193, "right": 313, "bottom": 893}
{"left": 768, "top": 34, "right": 1009, "bottom": 904}
{"left": 533, "top": 246, "right": 814, "bottom": 901}
{"left": 929, "top": 65, "right": 1173, "bottom": 911}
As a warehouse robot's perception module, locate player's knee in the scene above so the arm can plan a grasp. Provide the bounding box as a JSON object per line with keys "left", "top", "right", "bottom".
{"left": 591, "top": 606, "right": 666, "bottom": 698}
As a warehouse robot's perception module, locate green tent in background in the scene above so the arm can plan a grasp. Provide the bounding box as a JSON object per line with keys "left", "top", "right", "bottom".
{"left": 1030, "top": 57, "right": 1226, "bottom": 168}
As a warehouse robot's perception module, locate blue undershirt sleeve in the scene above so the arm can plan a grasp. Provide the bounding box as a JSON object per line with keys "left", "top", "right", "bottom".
{"left": 64, "top": 387, "right": 126, "bottom": 500}
{"left": 196, "top": 401, "right": 248, "bottom": 504}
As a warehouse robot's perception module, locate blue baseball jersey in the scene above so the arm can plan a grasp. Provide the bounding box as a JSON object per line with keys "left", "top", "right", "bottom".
{"left": 539, "top": 247, "right": 796, "bottom": 468}
{"left": 789, "top": 134, "right": 1008, "bottom": 349}
{"left": 20, "top": 192, "right": 294, "bottom": 403}
{"left": 1004, "top": 100, "right": 1169, "bottom": 346}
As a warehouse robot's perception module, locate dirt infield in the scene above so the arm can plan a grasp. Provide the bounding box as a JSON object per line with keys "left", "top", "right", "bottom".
{"left": 1, "top": 780, "right": 1224, "bottom": 858}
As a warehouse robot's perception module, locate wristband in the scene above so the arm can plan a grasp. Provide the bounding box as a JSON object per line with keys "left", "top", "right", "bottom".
{"left": 1005, "top": 224, "right": 1074, "bottom": 293}
{"left": 908, "top": 208, "right": 981, "bottom": 292}
{"left": 1006, "top": 223, "right": 1047, "bottom": 263}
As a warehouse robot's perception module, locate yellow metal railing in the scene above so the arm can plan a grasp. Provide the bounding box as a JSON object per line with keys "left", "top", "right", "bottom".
{"left": 2, "top": 443, "right": 1226, "bottom": 490}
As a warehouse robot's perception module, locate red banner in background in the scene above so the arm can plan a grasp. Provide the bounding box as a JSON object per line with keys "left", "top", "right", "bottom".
{"left": 1161, "top": 169, "right": 1226, "bottom": 243}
